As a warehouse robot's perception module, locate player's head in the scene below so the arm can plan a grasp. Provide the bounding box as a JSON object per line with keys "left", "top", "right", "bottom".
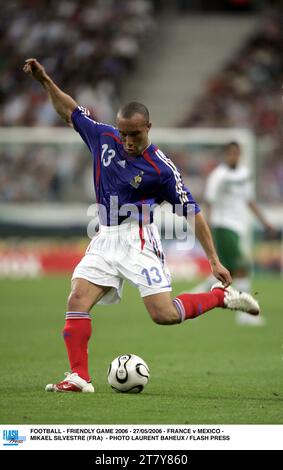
{"left": 224, "top": 141, "right": 241, "bottom": 169}
{"left": 116, "top": 102, "right": 152, "bottom": 156}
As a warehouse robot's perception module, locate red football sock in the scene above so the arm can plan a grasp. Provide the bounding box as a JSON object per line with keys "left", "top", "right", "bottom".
{"left": 62, "top": 312, "right": 92, "bottom": 382}
{"left": 174, "top": 289, "right": 225, "bottom": 322}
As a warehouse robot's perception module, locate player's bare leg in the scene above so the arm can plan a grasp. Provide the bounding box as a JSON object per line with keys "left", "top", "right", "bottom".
{"left": 68, "top": 278, "right": 110, "bottom": 311}
{"left": 143, "top": 292, "right": 180, "bottom": 325}
{"left": 46, "top": 279, "right": 111, "bottom": 392}
{"left": 143, "top": 284, "right": 259, "bottom": 325}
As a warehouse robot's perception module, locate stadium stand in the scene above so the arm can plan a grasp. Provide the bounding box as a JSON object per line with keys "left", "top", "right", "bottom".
{"left": 0, "top": 2, "right": 282, "bottom": 207}
{"left": 0, "top": 0, "right": 155, "bottom": 202}
{"left": 183, "top": 5, "right": 283, "bottom": 204}
{"left": 0, "top": 0, "right": 154, "bottom": 126}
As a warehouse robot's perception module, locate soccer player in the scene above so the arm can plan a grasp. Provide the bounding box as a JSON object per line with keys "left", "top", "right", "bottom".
{"left": 193, "top": 141, "right": 275, "bottom": 326}
{"left": 23, "top": 58, "right": 260, "bottom": 392}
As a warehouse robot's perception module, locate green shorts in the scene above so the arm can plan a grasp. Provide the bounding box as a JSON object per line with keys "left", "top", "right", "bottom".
{"left": 212, "top": 227, "right": 249, "bottom": 274}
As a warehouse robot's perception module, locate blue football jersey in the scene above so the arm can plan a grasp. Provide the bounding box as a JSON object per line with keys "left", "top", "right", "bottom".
{"left": 72, "top": 106, "right": 200, "bottom": 226}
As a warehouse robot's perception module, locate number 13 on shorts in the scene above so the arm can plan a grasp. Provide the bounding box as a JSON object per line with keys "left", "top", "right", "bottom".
{"left": 141, "top": 267, "right": 163, "bottom": 285}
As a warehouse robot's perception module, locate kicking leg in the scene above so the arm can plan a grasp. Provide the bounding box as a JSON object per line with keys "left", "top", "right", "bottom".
{"left": 143, "top": 283, "right": 259, "bottom": 326}
{"left": 143, "top": 287, "right": 225, "bottom": 325}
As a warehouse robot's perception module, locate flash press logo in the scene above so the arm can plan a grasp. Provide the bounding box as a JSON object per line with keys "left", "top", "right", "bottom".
{"left": 3, "top": 429, "right": 26, "bottom": 446}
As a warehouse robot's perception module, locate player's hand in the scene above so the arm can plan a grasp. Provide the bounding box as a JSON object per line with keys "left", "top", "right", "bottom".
{"left": 23, "top": 58, "right": 48, "bottom": 82}
{"left": 209, "top": 259, "right": 232, "bottom": 287}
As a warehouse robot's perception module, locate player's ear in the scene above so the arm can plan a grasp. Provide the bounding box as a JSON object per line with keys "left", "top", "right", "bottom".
{"left": 147, "top": 122, "right": 152, "bottom": 131}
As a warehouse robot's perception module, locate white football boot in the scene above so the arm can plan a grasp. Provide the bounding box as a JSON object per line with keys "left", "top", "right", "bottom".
{"left": 45, "top": 372, "right": 95, "bottom": 393}
{"left": 235, "top": 311, "right": 266, "bottom": 326}
{"left": 211, "top": 282, "right": 260, "bottom": 316}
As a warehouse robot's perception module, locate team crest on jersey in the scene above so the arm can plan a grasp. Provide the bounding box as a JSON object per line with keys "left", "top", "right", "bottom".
{"left": 130, "top": 171, "right": 144, "bottom": 189}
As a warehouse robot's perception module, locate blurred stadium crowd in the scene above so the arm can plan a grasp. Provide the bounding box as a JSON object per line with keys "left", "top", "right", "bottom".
{"left": 0, "top": 0, "right": 154, "bottom": 126}
{"left": 0, "top": 143, "right": 92, "bottom": 202}
{"left": 0, "top": 0, "right": 282, "bottom": 205}
{"left": 0, "top": 0, "right": 154, "bottom": 202}
{"left": 183, "top": 6, "right": 283, "bottom": 204}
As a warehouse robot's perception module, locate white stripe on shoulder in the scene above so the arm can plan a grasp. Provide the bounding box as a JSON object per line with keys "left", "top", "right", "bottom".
{"left": 78, "top": 106, "right": 90, "bottom": 116}
{"left": 155, "top": 149, "right": 189, "bottom": 204}
{"left": 78, "top": 106, "right": 99, "bottom": 125}
{"left": 78, "top": 106, "right": 117, "bottom": 129}
{"left": 78, "top": 106, "right": 98, "bottom": 124}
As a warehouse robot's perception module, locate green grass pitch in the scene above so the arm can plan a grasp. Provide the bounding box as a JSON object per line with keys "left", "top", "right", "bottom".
{"left": 0, "top": 276, "right": 282, "bottom": 424}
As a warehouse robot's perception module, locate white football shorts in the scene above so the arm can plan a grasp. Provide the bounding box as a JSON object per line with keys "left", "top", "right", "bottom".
{"left": 72, "top": 222, "right": 172, "bottom": 304}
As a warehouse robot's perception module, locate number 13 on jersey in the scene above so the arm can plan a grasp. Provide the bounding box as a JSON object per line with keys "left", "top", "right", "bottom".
{"left": 101, "top": 144, "right": 116, "bottom": 167}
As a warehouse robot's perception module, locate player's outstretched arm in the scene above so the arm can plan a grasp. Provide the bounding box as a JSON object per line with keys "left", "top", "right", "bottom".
{"left": 194, "top": 212, "right": 232, "bottom": 287}
{"left": 248, "top": 200, "right": 277, "bottom": 236}
{"left": 23, "top": 58, "right": 77, "bottom": 124}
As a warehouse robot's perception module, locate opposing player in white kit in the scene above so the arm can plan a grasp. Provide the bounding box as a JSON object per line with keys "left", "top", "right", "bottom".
{"left": 193, "top": 142, "right": 274, "bottom": 325}
{"left": 23, "top": 59, "right": 260, "bottom": 393}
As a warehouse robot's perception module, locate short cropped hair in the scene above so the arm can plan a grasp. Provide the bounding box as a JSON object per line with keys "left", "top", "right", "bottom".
{"left": 118, "top": 101, "right": 150, "bottom": 122}
{"left": 225, "top": 141, "right": 240, "bottom": 150}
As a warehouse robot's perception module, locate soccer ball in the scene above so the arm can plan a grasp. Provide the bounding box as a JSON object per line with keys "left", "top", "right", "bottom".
{"left": 107, "top": 354, "right": 150, "bottom": 393}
